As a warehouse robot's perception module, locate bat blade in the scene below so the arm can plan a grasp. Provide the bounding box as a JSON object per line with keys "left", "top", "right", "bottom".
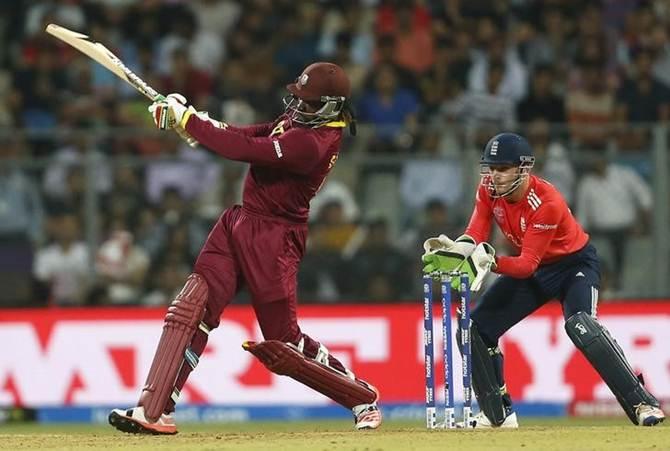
{"left": 45, "top": 23, "right": 160, "bottom": 100}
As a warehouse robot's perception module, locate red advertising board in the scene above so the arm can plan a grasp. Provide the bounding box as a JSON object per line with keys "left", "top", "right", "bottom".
{"left": 0, "top": 302, "right": 668, "bottom": 408}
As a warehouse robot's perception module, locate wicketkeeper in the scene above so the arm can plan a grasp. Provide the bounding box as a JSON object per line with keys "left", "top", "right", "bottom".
{"left": 109, "top": 62, "right": 382, "bottom": 434}
{"left": 422, "top": 132, "right": 665, "bottom": 428}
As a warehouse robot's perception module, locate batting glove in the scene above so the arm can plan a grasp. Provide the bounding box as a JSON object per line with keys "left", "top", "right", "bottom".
{"left": 149, "top": 93, "right": 199, "bottom": 147}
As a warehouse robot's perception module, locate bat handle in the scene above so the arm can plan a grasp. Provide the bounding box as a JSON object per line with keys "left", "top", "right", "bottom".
{"left": 151, "top": 94, "right": 199, "bottom": 148}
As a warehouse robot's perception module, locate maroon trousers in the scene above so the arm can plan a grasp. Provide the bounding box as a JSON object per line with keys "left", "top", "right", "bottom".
{"left": 165, "top": 206, "right": 346, "bottom": 412}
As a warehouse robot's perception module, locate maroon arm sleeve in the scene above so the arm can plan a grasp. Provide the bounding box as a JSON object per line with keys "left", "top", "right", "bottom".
{"left": 225, "top": 122, "right": 273, "bottom": 137}
{"left": 495, "top": 201, "right": 563, "bottom": 278}
{"left": 184, "top": 114, "right": 322, "bottom": 174}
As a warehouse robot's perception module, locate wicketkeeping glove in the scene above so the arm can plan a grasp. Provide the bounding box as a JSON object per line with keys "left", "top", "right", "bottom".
{"left": 422, "top": 234, "right": 454, "bottom": 255}
{"left": 421, "top": 235, "right": 476, "bottom": 287}
{"left": 457, "top": 242, "right": 496, "bottom": 292}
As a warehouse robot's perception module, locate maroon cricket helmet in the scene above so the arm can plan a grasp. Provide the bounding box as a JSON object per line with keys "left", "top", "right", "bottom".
{"left": 286, "top": 62, "right": 351, "bottom": 102}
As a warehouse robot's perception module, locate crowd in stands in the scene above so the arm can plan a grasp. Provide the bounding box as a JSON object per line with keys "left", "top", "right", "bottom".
{"left": 0, "top": 0, "right": 666, "bottom": 307}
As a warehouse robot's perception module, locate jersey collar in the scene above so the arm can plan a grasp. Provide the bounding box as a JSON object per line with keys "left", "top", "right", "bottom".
{"left": 323, "top": 120, "right": 346, "bottom": 128}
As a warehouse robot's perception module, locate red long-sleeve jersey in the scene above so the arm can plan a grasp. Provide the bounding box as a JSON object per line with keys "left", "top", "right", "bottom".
{"left": 465, "top": 175, "right": 589, "bottom": 278}
{"left": 182, "top": 112, "right": 345, "bottom": 223}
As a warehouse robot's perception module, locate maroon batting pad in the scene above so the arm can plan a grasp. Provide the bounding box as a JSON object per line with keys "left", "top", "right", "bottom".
{"left": 243, "top": 340, "right": 378, "bottom": 409}
{"left": 139, "top": 273, "right": 208, "bottom": 422}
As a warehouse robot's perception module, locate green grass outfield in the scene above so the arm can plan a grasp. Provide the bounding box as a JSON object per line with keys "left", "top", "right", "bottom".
{"left": 0, "top": 418, "right": 665, "bottom": 451}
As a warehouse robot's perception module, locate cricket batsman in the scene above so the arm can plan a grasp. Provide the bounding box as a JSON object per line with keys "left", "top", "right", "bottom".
{"left": 422, "top": 132, "right": 665, "bottom": 428}
{"left": 108, "top": 62, "right": 382, "bottom": 434}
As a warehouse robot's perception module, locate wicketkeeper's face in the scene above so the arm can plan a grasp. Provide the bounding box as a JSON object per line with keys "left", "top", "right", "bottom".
{"left": 488, "top": 165, "right": 519, "bottom": 193}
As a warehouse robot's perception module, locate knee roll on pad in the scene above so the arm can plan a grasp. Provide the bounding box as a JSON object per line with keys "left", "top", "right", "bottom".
{"left": 468, "top": 323, "right": 507, "bottom": 426}
{"left": 139, "top": 273, "right": 209, "bottom": 422}
{"left": 565, "top": 311, "right": 660, "bottom": 425}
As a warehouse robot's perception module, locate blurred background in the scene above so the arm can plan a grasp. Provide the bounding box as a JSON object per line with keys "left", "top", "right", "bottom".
{"left": 0, "top": 0, "right": 669, "bottom": 307}
{"left": 0, "top": 0, "right": 668, "bottom": 425}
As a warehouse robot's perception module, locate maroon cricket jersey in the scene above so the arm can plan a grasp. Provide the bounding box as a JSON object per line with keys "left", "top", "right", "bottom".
{"left": 183, "top": 113, "right": 344, "bottom": 222}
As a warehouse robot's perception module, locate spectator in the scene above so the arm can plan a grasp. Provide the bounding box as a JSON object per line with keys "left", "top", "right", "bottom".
{"left": 317, "top": 5, "right": 374, "bottom": 68}
{"left": 139, "top": 187, "right": 209, "bottom": 263}
{"left": 94, "top": 223, "right": 150, "bottom": 306}
{"left": 517, "top": 64, "right": 566, "bottom": 124}
{"left": 157, "top": 4, "right": 224, "bottom": 77}
{"left": 0, "top": 69, "right": 15, "bottom": 126}
{"left": 388, "top": 4, "right": 435, "bottom": 74}
{"left": 576, "top": 153, "right": 653, "bottom": 290}
{"left": 468, "top": 29, "right": 528, "bottom": 103}
{"left": 567, "top": 0, "right": 618, "bottom": 72}
{"left": 0, "top": 136, "right": 43, "bottom": 306}
{"left": 418, "top": 36, "right": 470, "bottom": 118}
{"left": 272, "top": 3, "right": 321, "bottom": 82}
{"left": 565, "top": 59, "right": 615, "bottom": 151}
{"left": 1, "top": 1, "right": 670, "bottom": 306}
{"left": 213, "top": 59, "right": 257, "bottom": 125}
{"left": 13, "top": 42, "right": 66, "bottom": 132}
{"left": 310, "top": 179, "right": 360, "bottom": 225}
{"left": 399, "top": 198, "right": 462, "bottom": 259}
{"left": 310, "top": 199, "right": 360, "bottom": 255}
{"left": 331, "top": 32, "right": 369, "bottom": 96}
{"left": 24, "top": 1, "right": 85, "bottom": 37}
{"left": 526, "top": 118, "right": 575, "bottom": 205}
{"left": 445, "top": 61, "right": 517, "bottom": 146}
{"left": 142, "top": 261, "right": 190, "bottom": 306}
{"left": 33, "top": 213, "right": 89, "bottom": 306}
{"left": 649, "top": 22, "right": 670, "bottom": 89}
{"left": 615, "top": 48, "right": 670, "bottom": 151}
{"left": 0, "top": 136, "right": 43, "bottom": 245}
{"left": 341, "top": 218, "right": 410, "bottom": 301}
{"left": 298, "top": 224, "right": 346, "bottom": 303}
{"left": 160, "top": 46, "right": 213, "bottom": 108}
{"left": 43, "top": 134, "right": 112, "bottom": 200}
{"left": 44, "top": 164, "right": 88, "bottom": 225}
{"left": 104, "top": 165, "right": 145, "bottom": 227}
{"left": 357, "top": 64, "right": 419, "bottom": 152}
{"left": 370, "top": 34, "right": 419, "bottom": 94}
{"left": 145, "top": 135, "right": 219, "bottom": 205}
{"left": 188, "top": 0, "right": 241, "bottom": 39}
{"left": 299, "top": 189, "right": 361, "bottom": 303}
{"left": 522, "top": 6, "right": 571, "bottom": 74}
{"left": 399, "top": 130, "right": 464, "bottom": 219}
{"left": 196, "top": 160, "right": 244, "bottom": 222}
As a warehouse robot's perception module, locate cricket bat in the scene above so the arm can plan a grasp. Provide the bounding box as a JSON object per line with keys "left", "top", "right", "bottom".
{"left": 45, "top": 23, "right": 197, "bottom": 146}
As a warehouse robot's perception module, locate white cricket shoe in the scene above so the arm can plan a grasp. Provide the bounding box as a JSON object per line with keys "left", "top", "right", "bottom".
{"left": 457, "top": 410, "right": 519, "bottom": 429}
{"left": 108, "top": 406, "right": 178, "bottom": 435}
{"left": 353, "top": 404, "right": 382, "bottom": 430}
{"left": 636, "top": 404, "right": 665, "bottom": 426}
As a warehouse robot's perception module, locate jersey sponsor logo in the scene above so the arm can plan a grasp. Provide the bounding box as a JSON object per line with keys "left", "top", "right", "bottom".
{"left": 273, "top": 140, "right": 283, "bottom": 158}
{"left": 270, "top": 120, "right": 286, "bottom": 137}
{"left": 493, "top": 206, "right": 505, "bottom": 220}
{"left": 527, "top": 189, "right": 542, "bottom": 211}
{"left": 490, "top": 140, "right": 499, "bottom": 156}
{"left": 532, "top": 223, "right": 558, "bottom": 230}
{"left": 520, "top": 217, "right": 526, "bottom": 232}
{"left": 504, "top": 231, "right": 522, "bottom": 247}
{"left": 328, "top": 154, "right": 338, "bottom": 170}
